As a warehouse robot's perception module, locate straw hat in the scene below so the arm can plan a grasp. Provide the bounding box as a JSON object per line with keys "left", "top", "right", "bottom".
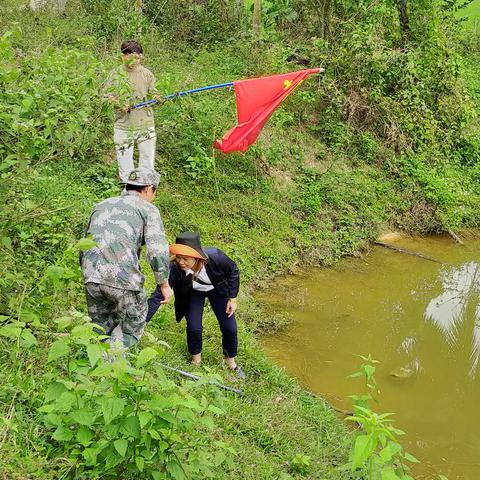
{"left": 169, "top": 232, "right": 207, "bottom": 260}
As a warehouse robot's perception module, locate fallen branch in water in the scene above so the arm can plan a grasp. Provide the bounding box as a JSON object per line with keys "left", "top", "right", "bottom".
{"left": 448, "top": 230, "right": 464, "bottom": 245}
{"left": 374, "top": 241, "right": 446, "bottom": 265}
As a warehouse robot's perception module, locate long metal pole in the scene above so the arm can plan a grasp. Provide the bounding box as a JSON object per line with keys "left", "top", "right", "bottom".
{"left": 132, "top": 82, "right": 234, "bottom": 109}
{"left": 156, "top": 363, "right": 243, "bottom": 395}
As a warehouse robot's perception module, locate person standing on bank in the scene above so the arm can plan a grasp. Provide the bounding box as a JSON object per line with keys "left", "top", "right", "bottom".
{"left": 103, "top": 40, "right": 162, "bottom": 183}
{"left": 147, "top": 232, "right": 245, "bottom": 379}
{"left": 80, "top": 168, "right": 172, "bottom": 348}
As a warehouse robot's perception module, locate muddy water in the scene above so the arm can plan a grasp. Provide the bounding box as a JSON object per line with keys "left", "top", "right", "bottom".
{"left": 258, "top": 235, "right": 480, "bottom": 479}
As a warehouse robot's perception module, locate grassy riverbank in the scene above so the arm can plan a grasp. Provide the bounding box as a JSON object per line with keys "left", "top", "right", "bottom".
{"left": 1, "top": 1, "right": 480, "bottom": 478}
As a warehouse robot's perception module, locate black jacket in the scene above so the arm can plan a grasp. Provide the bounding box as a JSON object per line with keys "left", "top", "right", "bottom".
{"left": 146, "top": 247, "right": 240, "bottom": 323}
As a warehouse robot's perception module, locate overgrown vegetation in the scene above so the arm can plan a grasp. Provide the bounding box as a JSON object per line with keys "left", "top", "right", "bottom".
{"left": 1, "top": 0, "right": 479, "bottom": 478}
{"left": 346, "top": 356, "right": 422, "bottom": 480}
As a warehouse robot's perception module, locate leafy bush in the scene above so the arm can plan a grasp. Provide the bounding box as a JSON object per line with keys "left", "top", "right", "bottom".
{"left": 143, "top": 0, "right": 244, "bottom": 46}
{"left": 346, "top": 356, "right": 421, "bottom": 480}
{"left": 0, "top": 2, "right": 479, "bottom": 477}
{"left": 0, "top": 31, "right": 109, "bottom": 166}
{"left": 0, "top": 237, "right": 233, "bottom": 479}
{"left": 39, "top": 317, "right": 232, "bottom": 479}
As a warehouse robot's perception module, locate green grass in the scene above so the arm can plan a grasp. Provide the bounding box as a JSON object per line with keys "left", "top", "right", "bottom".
{"left": 1, "top": 0, "right": 480, "bottom": 478}
{"left": 460, "top": 0, "right": 480, "bottom": 29}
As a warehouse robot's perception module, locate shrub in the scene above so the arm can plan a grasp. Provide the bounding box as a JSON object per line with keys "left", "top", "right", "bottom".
{"left": 0, "top": 30, "right": 109, "bottom": 166}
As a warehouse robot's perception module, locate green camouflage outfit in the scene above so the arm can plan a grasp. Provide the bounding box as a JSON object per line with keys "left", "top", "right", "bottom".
{"left": 81, "top": 169, "right": 168, "bottom": 347}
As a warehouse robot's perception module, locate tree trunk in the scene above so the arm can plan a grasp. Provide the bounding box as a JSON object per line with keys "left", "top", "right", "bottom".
{"left": 29, "top": 0, "right": 67, "bottom": 13}
{"left": 316, "top": 0, "right": 333, "bottom": 40}
{"left": 397, "top": 0, "right": 410, "bottom": 39}
{"left": 236, "top": 0, "right": 245, "bottom": 26}
{"left": 252, "top": 0, "right": 261, "bottom": 38}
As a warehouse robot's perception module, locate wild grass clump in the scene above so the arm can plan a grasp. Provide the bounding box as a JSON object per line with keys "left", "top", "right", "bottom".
{"left": 0, "top": 0, "right": 479, "bottom": 478}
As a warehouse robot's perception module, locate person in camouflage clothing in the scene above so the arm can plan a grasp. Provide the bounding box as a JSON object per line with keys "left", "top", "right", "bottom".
{"left": 81, "top": 168, "right": 172, "bottom": 347}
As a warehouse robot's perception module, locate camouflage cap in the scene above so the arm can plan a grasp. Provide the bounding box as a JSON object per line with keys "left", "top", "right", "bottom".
{"left": 126, "top": 168, "right": 161, "bottom": 187}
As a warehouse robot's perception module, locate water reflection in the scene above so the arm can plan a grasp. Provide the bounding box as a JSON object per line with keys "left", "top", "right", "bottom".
{"left": 424, "top": 262, "right": 480, "bottom": 377}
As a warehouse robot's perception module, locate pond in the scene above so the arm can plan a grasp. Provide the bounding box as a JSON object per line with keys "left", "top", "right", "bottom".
{"left": 258, "top": 234, "right": 480, "bottom": 479}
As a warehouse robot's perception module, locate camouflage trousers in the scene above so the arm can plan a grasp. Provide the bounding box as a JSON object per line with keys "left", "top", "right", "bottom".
{"left": 85, "top": 282, "right": 148, "bottom": 348}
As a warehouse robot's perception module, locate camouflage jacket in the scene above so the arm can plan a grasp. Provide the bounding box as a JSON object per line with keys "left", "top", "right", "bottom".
{"left": 81, "top": 190, "right": 169, "bottom": 291}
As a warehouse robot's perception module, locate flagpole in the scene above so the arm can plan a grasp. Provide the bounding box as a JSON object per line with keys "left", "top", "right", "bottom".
{"left": 132, "top": 82, "right": 234, "bottom": 109}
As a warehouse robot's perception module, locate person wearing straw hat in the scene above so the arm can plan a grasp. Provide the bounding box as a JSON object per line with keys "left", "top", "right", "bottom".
{"left": 147, "top": 232, "right": 245, "bottom": 379}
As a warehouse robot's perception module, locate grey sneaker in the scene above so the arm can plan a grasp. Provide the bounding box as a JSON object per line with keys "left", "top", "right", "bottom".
{"left": 233, "top": 365, "right": 246, "bottom": 381}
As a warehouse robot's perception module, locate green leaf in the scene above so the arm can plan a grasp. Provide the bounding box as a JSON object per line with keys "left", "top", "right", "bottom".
{"left": 114, "top": 438, "right": 128, "bottom": 457}
{"left": 381, "top": 468, "right": 401, "bottom": 480}
{"left": 135, "top": 455, "right": 145, "bottom": 472}
{"left": 359, "top": 355, "right": 379, "bottom": 363}
{"left": 138, "top": 411, "right": 153, "bottom": 428}
{"left": 46, "top": 265, "right": 65, "bottom": 284}
{"left": 166, "top": 460, "right": 186, "bottom": 479}
{"left": 43, "top": 413, "right": 62, "bottom": 428}
{"left": 20, "top": 310, "right": 41, "bottom": 325}
{"left": 90, "top": 362, "right": 113, "bottom": 377}
{"left": 1, "top": 237, "right": 12, "bottom": 250}
{"left": 47, "top": 339, "right": 71, "bottom": 362}
{"left": 379, "top": 441, "right": 402, "bottom": 462}
{"left": 38, "top": 404, "right": 55, "bottom": 414}
{"left": 150, "top": 471, "right": 163, "bottom": 480}
{"left": 351, "top": 434, "right": 377, "bottom": 469}
{"left": 77, "top": 237, "right": 97, "bottom": 251}
{"left": 83, "top": 447, "right": 98, "bottom": 465}
{"left": 70, "top": 408, "right": 95, "bottom": 426}
{"left": 77, "top": 426, "right": 94, "bottom": 446}
{"left": 45, "top": 382, "right": 68, "bottom": 403}
{"left": 364, "top": 364, "right": 376, "bottom": 378}
{"left": 207, "top": 404, "right": 224, "bottom": 415}
{"left": 199, "top": 415, "right": 214, "bottom": 429}
{"left": 99, "top": 397, "right": 125, "bottom": 424}
{"left": 52, "top": 426, "right": 73, "bottom": 442}
{"left": 136, "top": 347, "right": 159, "bottom": 368}
{"left": 54, "top": 316, "right": 73, "bottom": 329}
{"left": 148, "top": 428, "right": 161, "bottom": 440}
{"left": 105, "top": 449, "right": 122, "bottom": 469}
{"left": 55, "top": 391, "right": 77, "bottom": 413}
{"left": 87, "top": 343, "right": 104, "bottom": 368}
{"left": 403, "top": 452, "right": 420, "bottom": 464}
{"left": 158, "top": 411, "right": 176, "bottom": 424}
{"left": 0, "top": 324, "right": 23, "bottom": 339}
{"left": 71, "top": 324, "right": 96, "bottom": 343}
{"left": 213, "top": 451, "right": 226, "bottom": 466}
{"left": 20, "top": 330, "right": 38, "bottom": 348}
{"left": 120, "top": 415, "right": 140, "bottom": 438}
{"left": 22, "top": 96, "right": 33, "bottom": 109}
{"left": 181, "top": 396, "right": 201, "bottom": 410}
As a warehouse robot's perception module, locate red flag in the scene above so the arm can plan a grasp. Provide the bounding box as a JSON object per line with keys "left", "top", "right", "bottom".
{"left": 214, "top": 68, "right": 321, "bottom": 154}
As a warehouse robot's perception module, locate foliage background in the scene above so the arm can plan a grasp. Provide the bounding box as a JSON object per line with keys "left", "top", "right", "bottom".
{"left": 0, "top": 0, "right": 479, "bottom": 478}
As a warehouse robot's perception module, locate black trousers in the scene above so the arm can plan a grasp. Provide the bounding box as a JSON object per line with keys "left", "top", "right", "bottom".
{"left": 186, "top": 289, "right": 238, "bottom": 358}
